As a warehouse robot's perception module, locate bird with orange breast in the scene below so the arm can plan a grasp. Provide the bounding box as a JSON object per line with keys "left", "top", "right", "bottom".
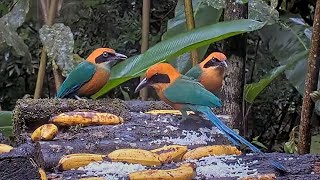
{"left": 135, "top": 63, "right": 287, "bottom": 172}
{"left": 56, "top": 48, "right": 127, "bottom": 99}
{"left": 185, "top": 52, "right": 227, "bottom": 95}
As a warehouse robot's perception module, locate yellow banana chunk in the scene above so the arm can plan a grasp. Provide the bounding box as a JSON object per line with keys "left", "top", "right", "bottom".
{"left": 38, "top": 168, "right": 47, "bottom": 180}
{"left": 50, "top": 111, "right": 123, "bottom": 126}
{"left": 182, "top": 145, "right": 241, "bottom": 160}
{"left": 129, "top": 163, "right": 196, "bottom": 180}
{"left": 0, "top": 143, "right": 13, "bottom": 154}
{"left": 239, "top": 173, "right": 276, "bottom": 180}
{"left": 58, "top": 153, "right": 106, "bottom": 171}
{"left": 151, "top": 145, "right": 187, "bottom": 163}
{"left": 144, "top": 110, "right": 194, "bottom": 115}
{"left": 78, "top": 178, "right": 105, "bottom": 180}
{"left": 31, "top": 124, "right": 58, "bottom": 142}
{"left": 108, "top": 149, "right": 161, "bottom": 166}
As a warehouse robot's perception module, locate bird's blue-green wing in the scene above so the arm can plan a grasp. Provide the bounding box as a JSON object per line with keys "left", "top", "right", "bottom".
{"left": 164, "top": 76, "right": 222, "bottom": 107}
{"left": 184, "top": 65, "right": 202, "bottom": 80}
{"left": 56, "top": 61, "right": 96, "bottom": 98}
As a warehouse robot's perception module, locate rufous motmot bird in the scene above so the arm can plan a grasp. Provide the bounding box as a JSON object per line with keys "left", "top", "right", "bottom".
{"left": 135, "top": 63, "right": 287, "bottom": 172}
{"left": 185, "top": 52, "right": 227, "bottom": 94}
{"left": 56, "top": 48, "right": 127, "bottom": 99}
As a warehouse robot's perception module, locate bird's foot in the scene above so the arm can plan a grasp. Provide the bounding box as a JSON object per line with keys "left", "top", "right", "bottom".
{"left": 74, "top": 95, "right": 87, "bottom": 101}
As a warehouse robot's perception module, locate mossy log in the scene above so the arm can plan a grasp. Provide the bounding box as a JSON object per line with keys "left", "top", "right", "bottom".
{"left": 13, "top": 98, "right": 172, "bottom": 143}
{"left": 0, "top": 143, "right": 44, "bottom": 180}
{"left": 30, "top": 112, "right": 229, "bottom": 170}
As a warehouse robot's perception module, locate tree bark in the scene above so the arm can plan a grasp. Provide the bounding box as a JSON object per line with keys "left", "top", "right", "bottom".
{"left": 31, "top": 112, "right": 228, "bottom": 170}
{"left": 12, "top": 99, "right": 172, "bottom": 142}
{"left": 221, "top": 1, "right": 248, "bottom": 135}
{"left": 55, "top": 153, "right": 320, "bottom": 179}
{"left": 184, "top": 0, "right": 199, "bottom": 66}
{"left": 298, "top": 0, "right": 320, "bottom": 154}
{"left": 139, "top": 0, "right": 151, "bottom": 100}
{"left": 0, "top": 143, "right": 44, "bottom": 179}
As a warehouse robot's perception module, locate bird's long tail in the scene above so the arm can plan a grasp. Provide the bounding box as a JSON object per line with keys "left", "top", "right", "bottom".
{"left": 199, "top": 106, "right": 288, "bottom": 172}
{"left": 200, "top": 107, "right": 261, "bottom": 152}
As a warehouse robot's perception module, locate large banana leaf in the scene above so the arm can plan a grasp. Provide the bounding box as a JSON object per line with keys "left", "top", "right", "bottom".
{"left": 163, "top": 0, "right": 222, "bottom": 74}
{"left": 92, "top": 19, "right": 265, "bottom": 98}
{"left": 244, "top": 13, "right": 311, "bottom": 103}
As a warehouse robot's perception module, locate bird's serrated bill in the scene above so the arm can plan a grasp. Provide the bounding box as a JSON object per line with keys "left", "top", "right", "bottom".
{"left": 222, "top": 60, "right": 228, "bottom": 68}
{"left": 114, "top": 52, "right": 128, "bottom": 60}
{"left": 135, "top": 77, "right": 148, "bottom": 93}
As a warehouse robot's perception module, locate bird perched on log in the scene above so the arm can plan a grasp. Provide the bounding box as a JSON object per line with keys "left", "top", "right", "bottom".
{"left": 135, "top": 63, "right": 287, "bottom": 172}
{"left": 56, "top": 48, "right": 127, "bottom": 99}
{"left": 185, "top": 52, "right": 227, "bottom": 95}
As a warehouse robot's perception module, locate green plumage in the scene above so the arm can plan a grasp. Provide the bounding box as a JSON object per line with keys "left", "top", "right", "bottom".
{"left": 56, "top": 61, "right": 96, "bottom": 98}
{"left": 164, "top": 75, "right": 222, "bottom": 108}
{"left": 184, "top": 65, "right": 202, "bottom": 80}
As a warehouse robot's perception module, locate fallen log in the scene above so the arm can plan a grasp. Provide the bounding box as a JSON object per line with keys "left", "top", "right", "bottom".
{"left": 13, "top": 98, "right": 171, "bottom": 143}
{"left": 31, "top": 112, "right": 230, "bottom": 170}
{"left": 0, "top": 143, "right": 45, "bottom": 180}
{"left": 49, "top": 153, "right": 320, "bottom": 180}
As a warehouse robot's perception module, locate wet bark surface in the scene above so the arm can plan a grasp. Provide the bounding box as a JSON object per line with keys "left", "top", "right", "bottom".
{"left": 32, "top": 112, "right": 229, "bottom": 170}
{"left": 0, "top": 143, "right": 44, "bottom": 180}
{"left": 221, "top": 0, "right": 248, "bottom": 134}
{"left": 13, "top": 98, "right": 171, "bottom": 143}
{"left": 10, "top": 98, "right": 320, "bottom": 179}
{"left": 49, "top": 153, "right": 320, "bottom": 180}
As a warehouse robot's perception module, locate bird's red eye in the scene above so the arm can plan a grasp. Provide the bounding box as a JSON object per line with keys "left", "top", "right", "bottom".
{"left": 103, "top": 52, "right": 109, "bottom": 58}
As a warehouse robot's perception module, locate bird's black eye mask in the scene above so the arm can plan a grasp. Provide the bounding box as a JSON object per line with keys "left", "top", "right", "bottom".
{"left": 149, "top": 73, "right": 170, "bottom": 84}
{"left": 95, "top": 51, "right": 116, "bottom": 63}
{"left": 203, "top": 58, "right": 220, "bottom": 68}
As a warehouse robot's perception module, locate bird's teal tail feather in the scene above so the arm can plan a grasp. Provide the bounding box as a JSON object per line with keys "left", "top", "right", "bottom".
{"left": 199, "top": 106, "right": 288, "bottom": 172}
{"left": 200, "top": 107, "right": 261, "bottom": 152}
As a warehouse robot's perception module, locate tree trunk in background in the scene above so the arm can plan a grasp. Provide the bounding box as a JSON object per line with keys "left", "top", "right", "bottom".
{"left": 298, "top": 0, "right": 320, "bottom": 154}
{"left": 139, "top": 0, "right": 151, "bottom": 100}
{"left": 183, "top": 0, "right": 199, "bottom": 66}
{"left": 221, "top": 1, "right": 248, "bottom": 136}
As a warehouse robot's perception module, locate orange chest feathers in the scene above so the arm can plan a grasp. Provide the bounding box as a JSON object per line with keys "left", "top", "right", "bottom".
{"left": 199, "top": 68, "right": 224, "bottom": 94}
{"left": 77, "top": 67, "right": 110, "bottom": 96}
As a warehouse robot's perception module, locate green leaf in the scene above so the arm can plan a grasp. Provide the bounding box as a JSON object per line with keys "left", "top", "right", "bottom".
{"left": 283, "top": 126, "right": 298, "bottom": 154}
{"left": 163, "top": 0, "right": 222, "bottom": 74}
{"left": 92, "top": 19, "right": 266, "bottom": 98}
{"left": 244, "top": 13, "right": 311, "bottom": 103}
{"left": 163, "top": 0, "right": 222, "bottom": 40}
{"left": 249, "top": 0, "right": 279, "bottom": 25}
{"left": 0, "top": 0, "right": 31, "bottom": 61}
{"left": 311, "top": 134, "right": 320, "bottom": 154}
{"left": 244, "top": 51, "right": 308, "bottom": 103}
{"left": 0, "top": 126, "right": 13, "bottom": 137}
{"left": 258, "top": 13, "right": 311, "bottom": 95}
{"left": 252, "top": 136, "right": 268, "bottom": 149}
{"left": 0, "top": 111, "right": 12, "bottom": 127}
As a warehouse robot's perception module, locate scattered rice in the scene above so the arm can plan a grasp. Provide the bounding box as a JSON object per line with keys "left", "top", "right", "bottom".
{"left": 150, "top": 127, "right": 221, "bottom": 145}
{"left": 78, "top": 161, "right": 146, "bottom": 180}
{"left": 189, "top": 155, "right": 258, "bottom": 179}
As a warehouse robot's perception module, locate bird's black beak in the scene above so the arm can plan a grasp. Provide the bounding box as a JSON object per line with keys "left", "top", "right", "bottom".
{"left": 108, "top": 52, "right": 128, "bottom": 62}
{"left": 135, "top": 77, "right": 150, "bottom": 93}
{"left": 106, "top": 52, "right": 128, "bottom": 66}
{"left": 221, "top": 60, "right": 228, "bottom": 68}
{"left": 114, "top": 52, "right": 128, "bottom": 60}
